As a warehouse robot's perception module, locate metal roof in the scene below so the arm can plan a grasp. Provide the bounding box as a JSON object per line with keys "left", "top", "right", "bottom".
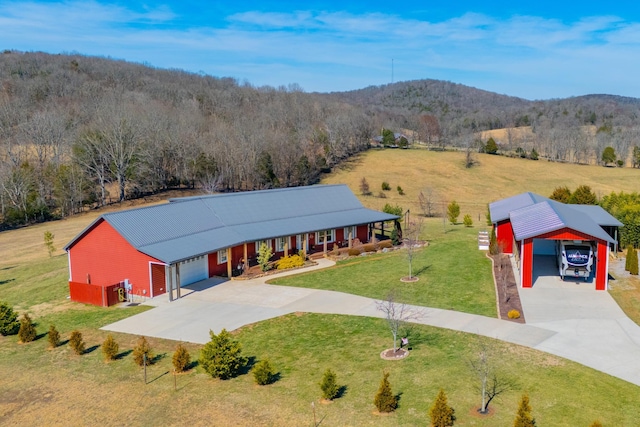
{"left": 65, "top": 185, "right": 399, "bottom": 264}
{"left": 492, "top": 192, "right": 618, "bottom": 244}
{"left": 489, "top": 192, "right": 550, "bottom": 223}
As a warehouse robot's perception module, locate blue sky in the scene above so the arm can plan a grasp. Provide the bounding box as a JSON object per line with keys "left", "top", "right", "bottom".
{"left": 2, "top": 1, "right": 640, "bottom": 100}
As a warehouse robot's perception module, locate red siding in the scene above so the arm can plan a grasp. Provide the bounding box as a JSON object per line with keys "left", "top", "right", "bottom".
{"left": 68, "top": 219, "right": 161, "bottom": 299}
{"left": 519, "top": 227, "right": 609, "bottom": 290}
{"left": 150, "top": 263, "right": 166, "bottom": 297}
{"left": 521, "top": 238, "right": 533, "bottom": 288}
{"left": 596, "top": 240, "right": 608, "bottom": 291}
{"left": 496, "top": 220, "right": 513, "bottom": 254}
{"left": 69, "top": 281, "right": 123, "bottom": 307}
{"left": 208, "top": 251, "right": 227, "bottom": 277}
{"left": 534, "top": 228, "right": 596, "bottom": 241}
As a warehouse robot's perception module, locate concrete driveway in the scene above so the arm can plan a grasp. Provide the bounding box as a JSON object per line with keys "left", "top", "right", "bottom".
{"left": 103, "top": 255, "right": 640, "bottom": 387}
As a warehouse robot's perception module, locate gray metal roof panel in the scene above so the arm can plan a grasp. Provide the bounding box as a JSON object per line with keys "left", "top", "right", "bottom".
{"left": 568, "top": 204, "right": 624, "bottom": 227}
{"left": 66, "top": 184, "right": 399, "bottom": 264}
{"left": 489, "top": 192, "right": 550, "bottom": 223}
{"left": 510, "top": 201, "right": 565, "bottom": 240}
{"left": 510, "top": 200, "right": 615, "bottom": 243}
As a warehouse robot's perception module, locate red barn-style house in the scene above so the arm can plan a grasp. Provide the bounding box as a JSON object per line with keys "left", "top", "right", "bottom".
{"left": 489, "top": 192, "right": 622, "bottom": 290}
{"left": 64, "top": 185, "right": 399, "bottom": 306}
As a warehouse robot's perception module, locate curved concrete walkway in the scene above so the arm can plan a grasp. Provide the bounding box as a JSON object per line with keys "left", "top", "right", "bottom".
{"left": 103, "top": 257, "right": 640, "bottom": 387}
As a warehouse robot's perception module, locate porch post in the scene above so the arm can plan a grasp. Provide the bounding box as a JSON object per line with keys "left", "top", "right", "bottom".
{"left": 323, "top": 231, "right": 328, "bottom": 255}
{"left": 167, "top": 264, "right": 173, "bottom": 302}
{"left": 348, "top": 228, "right": 353, "bottom": 248}
{"left": 175, "top": 263, "right": 181, "bottom": 299}
{"left": 284, "top": 238, "right": 289, "bottom": 257}
{"left": 303, "top": 233, "right": 308, "bottom": 258}
{"left": 226, "top": 247, "right": 232, "bottom": 277}
{"left": 243, "top": 243, "right": 248, "bottom": 273}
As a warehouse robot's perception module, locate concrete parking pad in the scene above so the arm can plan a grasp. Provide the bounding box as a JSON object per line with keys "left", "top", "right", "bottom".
{"left": 103, "top": 255, "right": 640, "bottom": 387}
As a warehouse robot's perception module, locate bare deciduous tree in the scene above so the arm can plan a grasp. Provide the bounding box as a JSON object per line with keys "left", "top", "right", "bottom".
{"left": 469, "top": 341, "right": 514, "bottom": 414}
{"left": 376, "top": 290, "right": 424, "bottom": 352}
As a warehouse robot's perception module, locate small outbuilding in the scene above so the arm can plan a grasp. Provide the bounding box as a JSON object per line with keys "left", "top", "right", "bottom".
{"left": 64, "top": 184, "right": 399, "bottom": 306}
{"left": 489, "top": 192, "right": 622, "bottom": 290}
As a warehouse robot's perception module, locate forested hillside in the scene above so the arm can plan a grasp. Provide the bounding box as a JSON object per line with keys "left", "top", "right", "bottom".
{"left": 331, "top": 80, "right": 640, "bottom": 165}
{"left": 0, "top": 51, "right": 372, "bottom": 227}
{"left": 1, "top": 51, "right": 639, "bottom": 229}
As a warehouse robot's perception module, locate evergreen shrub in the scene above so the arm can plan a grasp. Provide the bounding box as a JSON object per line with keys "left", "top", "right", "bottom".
{"left": 102, "top": 334, "right": 119, "bottom": 361}
{"left": 48, "top": 324, "right": 60, "bottom": 348}
{"left": 319, "top": 368, "right": 339, "bottom": 400}
{"left": 373, "top": 372, "right": 397, "bottom": 413}
{"left": 69, "top": 330, "right": 85, "bottom": 355}
{"left": 133, "top": 336, "right": 153, "bottom": 366}
{"left": 173, "top": 343, "right": 191, "bottom": 372}
{"left": 0, "top": 301, "right": 19, "bottom": 336}
{"left": 253, "top": 359, "right": 276, "bottom": 385}
{"left": 18, "top": 313, "right": 37, "bottom": 343}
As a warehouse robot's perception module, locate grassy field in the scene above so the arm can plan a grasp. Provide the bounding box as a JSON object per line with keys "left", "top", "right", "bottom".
{"left": 2, "top": 152, "right": 640, "bottom": 425}
{"left": 322, "top": 149, "right": 640, "bottom": 221}
{"left": 271, "top": 220, "right": 497, "bottom": 317}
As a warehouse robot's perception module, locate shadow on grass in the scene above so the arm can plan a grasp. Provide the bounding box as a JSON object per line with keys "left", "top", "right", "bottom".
{"left": 336, "top": 385, "right": 348, "bottom": 399}
{"left": 0, "top": 278, "right": 15, "bottom": 285}
{"left": 116, "top": 349, "right": 132, "bottom": 360}
{"left": 238, "top": 356, "right": 257, "bottom": 376}
{"left": 84, "top": 344, "right": 100, "bottom": 354}
{"left": 150, "top": 352, "right": 167, "bottom": 364}
{"left": 412, "top": 265, "right": 430, "bottom": 276}
{"left": 395, "top": 391, "right": 403, "bottom": 406}
{"left": 147, "top": 371, "right": 170, "bottom": 384}
{"left": 35, "top": 332, "right": 48, "bottom": 341}
{"left": 59, "top": 339, "right": 69, "bottom": 346}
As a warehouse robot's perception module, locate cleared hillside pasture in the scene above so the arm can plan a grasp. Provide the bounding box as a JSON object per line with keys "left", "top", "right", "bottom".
{"left": 321, "top": 149, "right": 640, "bottom": 222}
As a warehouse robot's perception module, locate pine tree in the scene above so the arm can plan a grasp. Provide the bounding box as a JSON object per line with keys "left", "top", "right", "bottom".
{"left": 625, "top": 245, "right": 634, "bottom": 271}
{"left": 69, "top": 330, "right": 85, "bottom": 355}
{"left": 513, "top": 393, "right": 536, "bottom": 427}
{"left": 102, "top": 334, "right": 119, "bottom": 361}
{"left": 44, "top": 230, "right": 55, "bottom": 257}
{"left": 429, "top": 388, "right": 455, "bottom": 427}
{"left": 373, "top": 372, "right": 397, "bottom": 413}
{"left": 18, "top": 313, "right": 37, "bottom": 343}
{"left": 447, "top": 201, "right": 460, "bottom": 225}
{"left": 319, "top": 368, "right": 339, "bottom": 400}
{"left": 48, "top": 324, "right": 60, "bottom": 348}
{"left": 133, "top": 336, "right": 153, "bottom": 366}
{"left": 485, "top": 137, "right": 498, "bottom": 154}
{"left": 463, "top": 214, "right": 473, "bottom": 227}
{"left": 489, "top": 227, "right": 500, "bottom": 255}
{"left": 199, "top": 329, "right": 247, "bottom": 379}
{"left": 253, "top": 359, "right": 276, "bottom": 385}
{"left": 629, "top": 247, "right": 639, "bottom": 276}
{"left": 173, "top": 343, "right": 191, "bottom": 373}
{"left": 0, "top": 301, "right": 20, "bottom": 336}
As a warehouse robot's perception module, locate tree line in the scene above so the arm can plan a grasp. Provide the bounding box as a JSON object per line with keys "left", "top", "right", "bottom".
{"left": 0, "top": 51, "right": 371, "bottom": 227}
{"left": 2, "top": 50, "right": 640, "bottom": 228}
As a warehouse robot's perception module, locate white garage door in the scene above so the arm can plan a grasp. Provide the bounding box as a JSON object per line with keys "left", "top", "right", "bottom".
{"left": 174, "top": 255, "right": 208, "bottom": 287}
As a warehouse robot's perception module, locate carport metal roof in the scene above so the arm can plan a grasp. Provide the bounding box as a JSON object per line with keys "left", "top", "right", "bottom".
{"left": 490, "top": 192, "right": 621, "bottom": 244}
{"left": 65, "top": 185, "right": 399, "bottom": 264}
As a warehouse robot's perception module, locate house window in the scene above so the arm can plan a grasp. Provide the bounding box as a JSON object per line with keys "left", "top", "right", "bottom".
{"left": 255, "top": 240, "right": 270, "bottom": 253}
{"left": 276, "top": 237, "right": 288, "bottom": 252}
{"left": 344, "top": 226, "right": 357, "bottom": 241}
{"left": 218, "top": 249, "right": 228, "bottom": 264}
{"left": 316, "top": 229, "right": 334, "bottom": 244}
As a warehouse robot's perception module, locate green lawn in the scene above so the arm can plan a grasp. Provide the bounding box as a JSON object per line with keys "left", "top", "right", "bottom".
{"left": 1, "top": 313, "right": 637, "bottom": 426}
{"left": 270, "top": 220, "right": 497, "bottom": 317}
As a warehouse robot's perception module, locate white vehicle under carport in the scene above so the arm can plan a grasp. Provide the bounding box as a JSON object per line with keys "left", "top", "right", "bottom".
{"left": 556, "top": 240, "right": 594, "bottom": 281}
